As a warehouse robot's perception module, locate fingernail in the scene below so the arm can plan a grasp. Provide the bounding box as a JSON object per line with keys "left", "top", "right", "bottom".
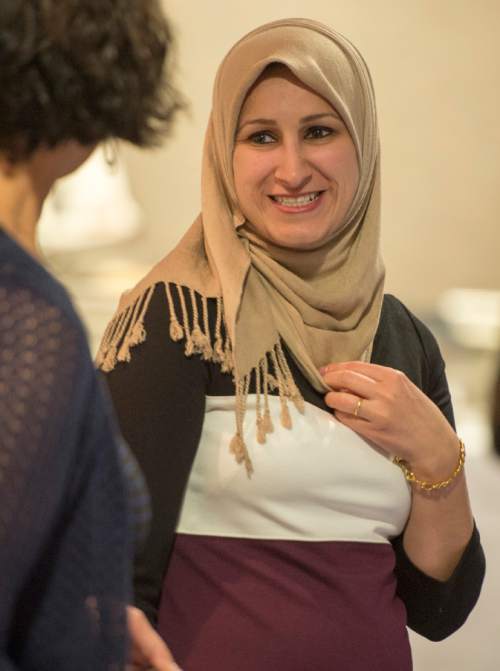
{"left": 320, "top": 366, "right": 327, "bottom": 375}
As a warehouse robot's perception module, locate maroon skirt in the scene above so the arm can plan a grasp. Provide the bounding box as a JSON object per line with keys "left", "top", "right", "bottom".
{"left": 157, "top": 535, "right": 412, "bottom": 671}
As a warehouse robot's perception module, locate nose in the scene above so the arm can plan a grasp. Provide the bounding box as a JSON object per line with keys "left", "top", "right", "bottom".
{"left": 274, "top": 142, "right": 312, "bottom": 192}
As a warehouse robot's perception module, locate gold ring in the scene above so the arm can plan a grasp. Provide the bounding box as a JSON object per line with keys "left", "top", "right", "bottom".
{"left": 353, "top": 398, "right": 363, "bottom": 418}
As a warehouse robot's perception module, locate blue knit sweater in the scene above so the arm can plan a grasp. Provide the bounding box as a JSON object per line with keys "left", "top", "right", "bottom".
{"left": 0, "top": 229, "right": 132, "bottom": 670}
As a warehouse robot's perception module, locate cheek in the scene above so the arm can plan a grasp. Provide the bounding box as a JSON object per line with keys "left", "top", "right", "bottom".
{"left": 338, "top": 144, "right": 360, "bottom": 196}
{"left": 342, "top": 156, "right": 360, "bottom": 200}
{"left": 233, "top": 148, "right": 272, "bottom": 202}
{"left": 320, "top": 141, "right": 360, "bottom": 196}
{"left": 232, "top": 150, "right": 250, "bottom": 204}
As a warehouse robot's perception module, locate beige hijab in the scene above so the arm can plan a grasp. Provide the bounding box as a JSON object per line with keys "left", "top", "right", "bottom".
{"left": 97, "top": 18, "right": 384, "bottom": 475}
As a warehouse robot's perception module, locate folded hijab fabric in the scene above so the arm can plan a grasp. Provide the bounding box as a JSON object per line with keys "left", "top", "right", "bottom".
{"left": 97, "top": 18, "right": 384, "bottom": 475}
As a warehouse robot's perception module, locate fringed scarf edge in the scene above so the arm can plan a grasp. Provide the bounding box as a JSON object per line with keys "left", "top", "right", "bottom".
{"left": 95, "top": 282, "right": 305, "bottom": 477}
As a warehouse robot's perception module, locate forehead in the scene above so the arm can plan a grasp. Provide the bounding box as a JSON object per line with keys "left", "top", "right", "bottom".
{"left": 239, "top": 66, "right": 336, "bottom": 120}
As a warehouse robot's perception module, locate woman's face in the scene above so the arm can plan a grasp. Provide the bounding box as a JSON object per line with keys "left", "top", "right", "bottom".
{"left": 233, "top": 67, "right": 359, "bottom": 250}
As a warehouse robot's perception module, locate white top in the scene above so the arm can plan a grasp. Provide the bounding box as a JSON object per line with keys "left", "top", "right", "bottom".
{"left": 177, "top": 395, "right": 411, "bottom": 543}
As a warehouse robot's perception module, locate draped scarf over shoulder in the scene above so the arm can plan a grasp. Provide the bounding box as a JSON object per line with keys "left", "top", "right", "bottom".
{"left": 97, "top": 18, "right": 384, "bottom": 475}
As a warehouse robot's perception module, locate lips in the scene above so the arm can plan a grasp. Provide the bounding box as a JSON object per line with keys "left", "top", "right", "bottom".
{"left": 269, "top": 190, "right": 324, "bottom": 213}
{"left": 270, "top": 191, "right": 321, "bottom": 206}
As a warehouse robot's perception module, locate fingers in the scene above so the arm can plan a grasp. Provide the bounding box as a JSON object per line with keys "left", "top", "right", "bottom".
{"left": 321, "top": 361, "right": 392, "bottom": 382}
{"left": 322, "top": 367, "right": 377, "bottom": 399}
{"left": 352, "top": 397, "right": 364, "bottom": 418}
{"left": 322, "top": 361, "right": 457, "bottom": 464}
{"left": 127, "top": 606, "right": 182, "bottom": 671}
{"left": 126, "top": 666, "right": 181, "bottom": 671}
{"left": 321, "top": 362, "right": 399, "bottom": 433}
{"left": 126, "top": 665, "right": 181, "bottom": 671}
{"left": 324, "top": 390, "right": 370, "bottom": 420}
{"left": 321, "top": 365, "right": 377, "bottom": 419}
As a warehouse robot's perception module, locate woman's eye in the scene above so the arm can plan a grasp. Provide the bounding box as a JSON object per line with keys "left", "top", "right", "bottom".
{"left": 249, "top": 131, "right": 275, "bottom": 145}
{"left": 305, "top": 126, "right": 333, "bottom": 140}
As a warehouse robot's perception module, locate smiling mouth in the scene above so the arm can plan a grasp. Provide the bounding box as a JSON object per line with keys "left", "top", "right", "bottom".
{"left": 270, "top": 191, "right": 322, "bottom": 207}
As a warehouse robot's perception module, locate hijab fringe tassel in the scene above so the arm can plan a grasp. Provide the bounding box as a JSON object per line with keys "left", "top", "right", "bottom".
{"left": 96, "top": 282, "right": 304, "bottom": 477}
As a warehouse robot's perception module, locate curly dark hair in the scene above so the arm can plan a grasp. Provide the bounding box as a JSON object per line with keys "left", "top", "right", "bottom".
{"left": 0, "top": 0, "right": 183, "bottom": 162}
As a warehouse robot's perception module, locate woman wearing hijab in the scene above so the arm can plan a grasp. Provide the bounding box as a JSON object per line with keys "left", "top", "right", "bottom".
{"left": 100, "top": 18, "right": 485, "bottom": 671}
{"left": 0, "top": 1, "right": 182, "bottom": 669}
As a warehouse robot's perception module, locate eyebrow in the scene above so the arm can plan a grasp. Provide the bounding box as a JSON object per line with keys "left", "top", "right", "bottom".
{"left": 237, "top": 112, "right": 341, "bottom": 132}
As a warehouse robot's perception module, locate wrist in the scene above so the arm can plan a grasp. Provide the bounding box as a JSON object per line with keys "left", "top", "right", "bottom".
{"left": 410, "top": 433, "right": 460, "bottom": 481}
{"left": 394, "top": 436, "right": 465, "bottom": 492}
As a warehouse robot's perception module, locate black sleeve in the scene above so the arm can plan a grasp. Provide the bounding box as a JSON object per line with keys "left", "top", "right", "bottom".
{"left": 384, "top": 299, "right": 486, "bottom": 639}
{"left": 101, "top": 283, "right": 208, "bottom": 625}
{"left": 392, "top": 524, "right": 485, "bottom": 641}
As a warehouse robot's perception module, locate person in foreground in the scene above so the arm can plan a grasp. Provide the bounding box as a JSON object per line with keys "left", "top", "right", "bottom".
{"left": 99, "top": 18, "right": 485, "bottom": 670}
{"left": 0, "top": 1, "right": 182, "bottom": 669}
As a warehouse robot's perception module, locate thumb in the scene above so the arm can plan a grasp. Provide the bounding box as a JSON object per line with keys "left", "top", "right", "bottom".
{"left": 127, "top": 606, "right": 183, "bottom": 671}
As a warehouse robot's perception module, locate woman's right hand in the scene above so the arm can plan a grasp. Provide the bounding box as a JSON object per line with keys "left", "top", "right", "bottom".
{"left": 126, "top": 606, "right": 182, "bottom": 671}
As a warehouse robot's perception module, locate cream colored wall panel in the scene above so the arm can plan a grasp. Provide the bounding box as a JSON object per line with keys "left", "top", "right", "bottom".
{"left": 121, "top": 0, "right": 500, "bottom": 311}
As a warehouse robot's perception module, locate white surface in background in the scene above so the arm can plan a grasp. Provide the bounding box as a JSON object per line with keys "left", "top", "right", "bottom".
{"left": 38, "top": 146, "right": 142, "bottom": 252}
{"left": 437, "top": 288, "right": 500, "bottom": 351}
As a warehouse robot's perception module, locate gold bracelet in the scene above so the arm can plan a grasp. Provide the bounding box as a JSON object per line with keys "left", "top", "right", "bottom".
{"left": 393, "top": 439, "right": 465, "bottom": 492}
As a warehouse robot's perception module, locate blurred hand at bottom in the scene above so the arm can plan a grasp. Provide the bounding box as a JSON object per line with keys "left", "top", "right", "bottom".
{"left": 126, "top": 605, "right": 182, "bottom": 671}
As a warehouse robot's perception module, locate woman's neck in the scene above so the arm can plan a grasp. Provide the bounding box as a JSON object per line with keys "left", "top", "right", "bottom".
{"left": 0, "top": 159, "right": 52, "bottom": 258}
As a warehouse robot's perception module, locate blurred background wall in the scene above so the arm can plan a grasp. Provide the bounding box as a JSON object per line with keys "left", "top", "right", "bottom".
{"left": 40, "top": 1, "right": 500, "bottom": 669}
{"left": 118, "top": 0, "right": 500, "bottom": 313}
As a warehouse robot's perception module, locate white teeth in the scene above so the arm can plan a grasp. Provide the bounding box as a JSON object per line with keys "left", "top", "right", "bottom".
{"left": 272, "top": 192, "right": 320, "bottom": 207}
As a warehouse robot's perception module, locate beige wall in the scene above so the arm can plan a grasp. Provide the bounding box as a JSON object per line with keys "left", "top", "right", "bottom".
{"left": 122, "top": 0, "right": 500, "bottom": 312}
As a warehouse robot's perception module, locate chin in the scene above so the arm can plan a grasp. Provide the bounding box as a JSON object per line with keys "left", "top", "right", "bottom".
{"left": 269, "top": 226, "right": 330, "bottom": 251}
{"left": 271, "top": 236, "right": 325, "bottom": 251}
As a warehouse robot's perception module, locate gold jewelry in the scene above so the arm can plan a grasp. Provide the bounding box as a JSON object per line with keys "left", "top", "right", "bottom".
{"left": 353, "top": 398, "right": 363, "bottom": 418}
{"left": 393, "top": 439, "right": 465, "bottom": 492}
{"left": 103, "top": 139, "right": 119, "bottom": 168}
